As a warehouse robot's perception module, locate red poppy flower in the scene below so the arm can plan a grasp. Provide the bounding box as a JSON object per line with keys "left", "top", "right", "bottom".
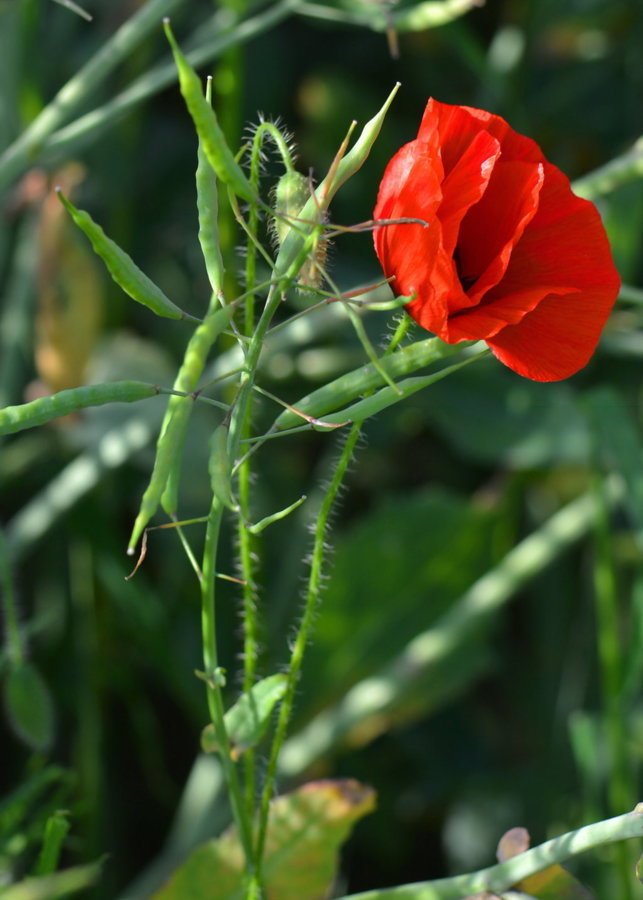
{"left": 373, "top": 98, "right": 620, "bottom": 381}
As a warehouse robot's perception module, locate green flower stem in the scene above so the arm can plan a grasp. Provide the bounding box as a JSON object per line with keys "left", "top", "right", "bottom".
{"left": 0, "top": 0, "right": 183, "bottom": 193}
{"left": 200, "top": 497, "right": 255, "bottom": 871}
{"left": 254, "top": 422, "right": 363, "bottom": 874}
{"left": 335, "top": 806, "right": 643, "bottom": 900}
{"left": 592, "top": 474, "right": 634, "bottom": 899}
{"left": 234, "top": 118, "right": 298, "bottom": 821}
{"left": 279, "top": 477, "right": 625, "bottom": 776}
{"left": 573, "top": 137, "right": 643, "bottom": 200}
{"left": 0, "top": 527, "right": 24, "bottom": 665}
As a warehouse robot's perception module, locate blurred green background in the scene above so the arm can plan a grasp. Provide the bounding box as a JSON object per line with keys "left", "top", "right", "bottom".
{"left": 1, "top": 0, "right": 643, "bottom": 897}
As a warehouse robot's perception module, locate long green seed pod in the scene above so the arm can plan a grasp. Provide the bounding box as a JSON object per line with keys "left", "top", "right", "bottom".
{"left": 128, "top": 304, "right": 237, "bottom": 550}
{"left": 310, "top": 354, "right": 487, "bottom": 427}
{"left": 164, "top": 20, "right": 255, "bottom": 203}
{"left": 160, "top": 304, "right": 236, "bottom": 515}
{"left": 208, "top": 423, "right": 236, "bottom": 511}
{"left": 197, "top": 78, "right": 226, "bottom": 295}
{"left": 0, "top": 381, "right": 160, "bottom": 435}
{"left": 57, "top": 190, "right": 189, "bottom": 320}
{"left": 274, "top": 337, "right": 479, "bottom": 430}
{"left": 128, "top": 397, "right": 194, "bottom": 553}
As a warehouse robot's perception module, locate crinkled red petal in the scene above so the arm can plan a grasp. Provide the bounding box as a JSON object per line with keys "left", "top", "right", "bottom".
{"left": 484, "top": 165, "right": 620, "bottom": 379}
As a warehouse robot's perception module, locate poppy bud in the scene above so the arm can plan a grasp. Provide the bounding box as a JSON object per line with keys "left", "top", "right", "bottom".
{"left": 272, "top": 170, "right": 327, "bottom": 291}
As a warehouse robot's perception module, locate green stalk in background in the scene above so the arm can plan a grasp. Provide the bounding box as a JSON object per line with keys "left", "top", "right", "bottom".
{"left": 0, "top": 0, "right": 183, "bottom": 193}
{"left": 591, "top": 473, "right": 635, "bottom": 900}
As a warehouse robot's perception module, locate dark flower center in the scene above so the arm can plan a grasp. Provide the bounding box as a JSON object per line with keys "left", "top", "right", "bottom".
{"left": 453, "top": 248, "right": 477, "bottom": 292}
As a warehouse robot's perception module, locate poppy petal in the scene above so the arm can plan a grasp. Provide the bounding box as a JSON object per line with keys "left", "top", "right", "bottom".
{"left": 373, "top": 98, "right": 620, "bottom": 381}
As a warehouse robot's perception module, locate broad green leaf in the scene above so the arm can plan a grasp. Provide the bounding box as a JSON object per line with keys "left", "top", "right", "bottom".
{"left": 423, "top": 358, "right": 590, "bottom": 468}
{"left": 295, "top": 488, "right": 501, "bottom": 724}
{"left": 3, "top": 663, "right": 54, "bottom": 751}
{"left": 153, "top": 779, "right": 375, "bottom": 900}
{"left": 201, "top": 674, "right": 288, "bottom": 759}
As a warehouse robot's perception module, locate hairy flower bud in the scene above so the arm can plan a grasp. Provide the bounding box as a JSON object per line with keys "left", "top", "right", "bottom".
{"left": 272, "top": 170, "right": 328, "bottom": 292}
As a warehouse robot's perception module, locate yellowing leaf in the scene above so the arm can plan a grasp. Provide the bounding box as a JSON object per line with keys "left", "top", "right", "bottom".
{"left": 36, "top": 165, "right": 103, "bottom": 395}
{"left": 152, "top": 779, "right": 376, "bottom": 900}
{"left": 497, "top": 826, "right": 594, "bottom": 899}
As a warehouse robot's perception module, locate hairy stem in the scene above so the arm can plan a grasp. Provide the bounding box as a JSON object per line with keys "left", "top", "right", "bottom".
{"left": 254, "top": 422, "right": 362, "bottom": 872}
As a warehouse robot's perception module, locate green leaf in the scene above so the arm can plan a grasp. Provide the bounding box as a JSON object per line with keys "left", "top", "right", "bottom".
{"left": 152, "top": 779, "right": 375, "bottom": 900}
{"left": 202, "top": 674, "right": 288, "bottom": 759}
{"left": 296, "top": 488, "right": 501, "bottom": 724}
{"left": 423, "top": 358, "right": 590, "bottom": 468}
{"left": 3, "top": 662, "right": 55, "bottom": 751}
{"left": 584, "top": 385, "right": 643, "bottom": 545}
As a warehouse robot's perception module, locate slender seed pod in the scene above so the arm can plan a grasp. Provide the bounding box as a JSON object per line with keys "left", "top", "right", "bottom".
{"left": 128, "top": 397, "right": 194, "bottom": 553}
{"left": 208, "top": 423, "right": 236, "bottom": 511}
{"left": 164, "top": 21, "right": 255, "bottom": 203}
{"left": 129, "top": 304, "right": 237, "bottom": 547}
{"left": 0, "top": 381, "right": 160, "bottom": 435}
{"left": 196, "top": 78, "right": 225, "bottom": 296}
{"left": 311, "top": 356, "right": 485, "bottom": 427}
{"left": 274, "top": 337, "right": 477, "bottom": 430}
{"left": 159, "top": 305, "right": 236, "bottom": 516}
{"left": 57, "top": 190, "right": 189, "bottom": 320}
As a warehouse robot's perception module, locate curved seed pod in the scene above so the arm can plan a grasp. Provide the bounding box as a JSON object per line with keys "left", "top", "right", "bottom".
{"left": 208, "top": 423, "right": 236, "bottom": 511}
{"left": 57, "top": 190, "right": 189, "bottom": 320}
{"left": 164, "top": 21, "right": 255, "bottom": 203}
{"left": 0, "top": 381, "right": 160, "bottom": 435}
